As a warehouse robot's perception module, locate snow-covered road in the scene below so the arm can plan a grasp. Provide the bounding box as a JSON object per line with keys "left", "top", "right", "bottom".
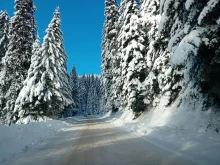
{"left": 4, "top": 117, "right": 200, "bottom": 165}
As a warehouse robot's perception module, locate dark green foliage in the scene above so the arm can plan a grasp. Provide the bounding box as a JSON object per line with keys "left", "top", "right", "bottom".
{"left": 0, "top": 11, "right": 9, "bottom": 64}
{"left": 196, "top": 28, "right": 220, "bottom": 107}
{"left": 132, "top": 94, "right": 146, "bottom": 113}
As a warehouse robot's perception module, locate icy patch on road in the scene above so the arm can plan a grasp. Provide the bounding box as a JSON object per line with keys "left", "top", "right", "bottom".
{"left": 0, "top": 119, "right": 74, "bottom": 163}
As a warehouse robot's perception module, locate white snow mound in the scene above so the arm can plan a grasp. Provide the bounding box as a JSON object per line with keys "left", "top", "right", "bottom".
{"left": 0, "top": 119, "right": 73, "bottom": 163}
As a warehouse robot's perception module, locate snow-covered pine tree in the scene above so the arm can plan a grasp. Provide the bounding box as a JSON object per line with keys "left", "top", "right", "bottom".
{"left": 138, "top": 0, "right": 220, "bottom": 110}
{"left": 86, "top": 86, "right": 93, "bottom": 115}
{"left": 78, "top": 74, "right": 101, "bottom": 115}
{"left": 101, "top": 0, "right": 220, "bottom": 122}
{"left": 0, "top": 0, "right": 36, "bottom": 123}
{"left": 78, "top": 75, "right": 88, "bottom": 115}
{"left": 169, "top": 0, "right": 220, "bottom": 107}
{"left": 0, "top": 11, "right": 9, "bottom": 66}
{"left": 94, "top": 75, "right": 101, "bottom": 113}
{"left": 101, "top": 0, "right": 119, "bottom": 112}
{"left": 110, "top": 0, "right": 130, "bottom": 112}
{"left": 115, "top": 0, "right": 147, "bottom": 113}
{"left": 87, "top": 75, "right": 101, "bottom": 115}
{"left": 32, "top": 35, "right": 41, "bottom": 56}
{"left": 13, "top": 7, "right": 73, "bottom": 123}
{"left": 83, "top": 74, "right": 92, "bottom": 115}
{"left": 134, "top": 0, "right": 184, "bottom": 110}
{"left": 69, "top": 65, "right": 79, "bottom": 109}
{"left": 89, "top": 86, "right": 99, "bottom": 115}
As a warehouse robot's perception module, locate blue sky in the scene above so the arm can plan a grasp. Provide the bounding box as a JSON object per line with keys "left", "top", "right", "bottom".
{"left": 0, "top": 0, "right": 106, "bottom": 75}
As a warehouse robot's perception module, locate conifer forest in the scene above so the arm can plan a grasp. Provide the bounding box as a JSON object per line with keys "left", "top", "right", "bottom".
{"left": 0, "top": 0, "right": 220, "bottom": 164}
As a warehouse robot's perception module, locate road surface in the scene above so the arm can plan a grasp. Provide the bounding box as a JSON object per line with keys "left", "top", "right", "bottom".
{"left": 4, "top": 117, "right": 199, "bottom": 165}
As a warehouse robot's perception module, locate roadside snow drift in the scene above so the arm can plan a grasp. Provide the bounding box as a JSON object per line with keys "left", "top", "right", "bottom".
{"left": 0, "top": 119, "right": 74, "bottom": 163}
{"left": 106, "top": 93, "right": 220, "bottom": 165}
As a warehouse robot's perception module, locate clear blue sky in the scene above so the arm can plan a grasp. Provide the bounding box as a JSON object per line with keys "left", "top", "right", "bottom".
{"left": 0, "top": 0, "right": 106, "bottom": 75}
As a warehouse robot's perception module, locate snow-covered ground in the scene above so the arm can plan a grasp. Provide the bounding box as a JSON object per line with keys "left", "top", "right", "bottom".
{"left": 0, "top": 118, "right": 76, "bottom": 163}
{"left": 0, "top": 108, "right": 219, "bottom": 164}
{"left": 105, "top": 103, "right": 220, "bottom": 164}
{"left": 1, "top": 116, "right": 203, "bottom": 165}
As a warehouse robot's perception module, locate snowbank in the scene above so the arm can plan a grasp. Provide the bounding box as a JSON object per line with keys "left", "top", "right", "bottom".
{"left": 105, "top": 92, "right": 220, "bottom": 164}
{"left": 0, "top": 119, "right": 74, "bottom": 163}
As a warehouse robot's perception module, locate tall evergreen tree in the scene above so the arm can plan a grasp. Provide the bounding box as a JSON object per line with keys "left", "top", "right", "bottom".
{"left": 69, "top": 65, "right": 79, "bottom": 109}
{"left": 0, "top": 11, "right": 9, "bottom": 66}
{"left": 78, "top": 75, "right": 88, "bottom": 115}
{"left": 0, "top": 0, "right": 36, "bottom": 123}
{"left": 86, "top": 86, "right": 94, "bottom": 115}
{"left": 77, "top": 75, "right": 101, "bottom": 115}
{"left": 87, "top": 86, "right": 99, "bottom": 115}
{"left": 101, "top": 0, "right": 119, "bottom": 112}
{"left": 116, "top": 0, "right": 219, "bottom": 113}
{"left": 13, "top": 7, "right": 73, "bottom": 123}
{"left": 116, "top": 0, "right": 147, "bottom": 113}
{"left": 32, "top": 35, "right": 41, "bottom": 56}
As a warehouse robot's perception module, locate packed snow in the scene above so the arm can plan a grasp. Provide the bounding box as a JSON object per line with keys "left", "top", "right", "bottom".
{"left": 0, "top": 119, "right": 75, "bottom": 163}
{"left": 0, "top": 112, "right": 219, "bottom": 164}
{"left": 106, "top": 108, "right": 220, "bottom": 165}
